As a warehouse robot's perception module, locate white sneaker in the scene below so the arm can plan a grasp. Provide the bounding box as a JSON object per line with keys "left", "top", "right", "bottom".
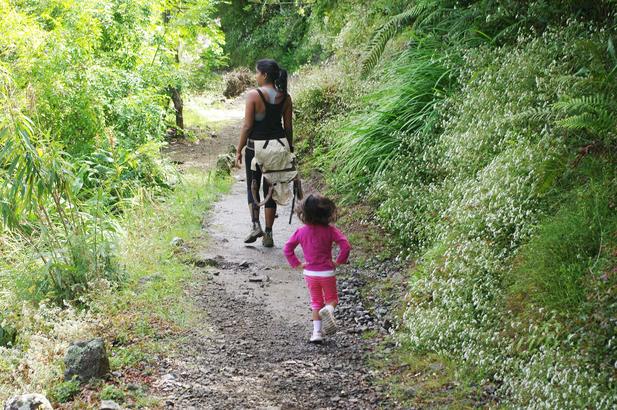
{"left": 319, "top": 306, "right": 338, "bottom": 336}
{"left": 309, "top": 331, "right": 323, "bottom": 343}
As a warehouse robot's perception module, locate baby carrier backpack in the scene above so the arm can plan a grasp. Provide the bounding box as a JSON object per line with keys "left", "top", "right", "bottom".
{"left": 250, "top": 89, "right": 303, "bottom": 222}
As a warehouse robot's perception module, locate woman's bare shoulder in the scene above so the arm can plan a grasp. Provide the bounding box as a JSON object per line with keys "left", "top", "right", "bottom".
{"left": 245, "top": 89, "right": 260, "bottom": 100}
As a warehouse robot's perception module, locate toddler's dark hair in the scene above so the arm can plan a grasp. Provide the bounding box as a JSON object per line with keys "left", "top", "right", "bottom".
{"left": 296, "top": 194, "right": 336, "bottom": 226}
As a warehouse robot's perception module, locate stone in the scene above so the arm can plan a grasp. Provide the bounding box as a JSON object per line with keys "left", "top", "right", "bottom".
{"left": 100, "top": 400, "right": 122, "bottom": 410}
{"left": 429, "top": 362, "right": 444, "bottom": 372}
{"left": 193, "top": 256, "right": 224, "bottom": 268}
{"left": 64, "top": 338, "right": 110, "bottom": 383}
{"left": 402, "top": 387, "right": 417, "bottom": 399}
{"left": 216, "top": 153, "right": 235, "bottom": 175}
{"left": 170, "top": 237, "right": 184, "bottom": 247}
{"left": 484, "top": 384, "right": 497, "bottom": 395}
{"left": 4, "top": 394, "right": 53, "bottom": 410}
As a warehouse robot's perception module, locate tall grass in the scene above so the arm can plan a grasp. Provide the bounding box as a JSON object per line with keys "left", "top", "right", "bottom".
{"left": 0, "top": 169, "right": 230, "bottom": 405}
{"left": 327, "top": 36, "right": 457, "bottom": 202}
{"left": 510, "top": 169, "right": 617, "bottom": 311}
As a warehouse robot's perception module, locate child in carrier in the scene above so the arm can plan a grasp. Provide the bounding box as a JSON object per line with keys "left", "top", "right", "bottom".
{"left": 283, "top": 194, "right": 351, "bottom": 343}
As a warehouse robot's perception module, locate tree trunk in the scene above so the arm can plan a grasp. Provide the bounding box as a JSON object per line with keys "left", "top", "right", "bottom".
{"left": 169, "top": 86, "right": 184, "bottom": 131}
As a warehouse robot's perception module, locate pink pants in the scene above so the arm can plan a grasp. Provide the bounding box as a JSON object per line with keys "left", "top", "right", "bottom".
{"left": 304, "top": 275, "right": 338, "bottom": 310}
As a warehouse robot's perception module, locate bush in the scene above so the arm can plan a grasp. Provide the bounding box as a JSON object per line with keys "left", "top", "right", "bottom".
{"left": 324, "top": 36, "right": 457, "bottom": 205}
{"left": 510, "top": 173, "right": 617, "bottom": 312}
{"left": 397, "top": 23, "right": 617, "bottom": 408}
{"left": 49, "top": 378, "right": 81, "bottom": 404}
{"left": 301, "top": 15, "right": 617, "bottom": 407}
{"left": 100, "top": 384, "right": 125, "bottom": 402}
{"left": 223, "top": 69, "right": 255, "bottom": 98}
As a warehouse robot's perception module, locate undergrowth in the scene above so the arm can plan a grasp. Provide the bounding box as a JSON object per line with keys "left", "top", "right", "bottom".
{"left": 0, "top": 170, "right": 230, "bottom": 406}
{"left": 289, "top": 6, "right": 617, "bottom": 408}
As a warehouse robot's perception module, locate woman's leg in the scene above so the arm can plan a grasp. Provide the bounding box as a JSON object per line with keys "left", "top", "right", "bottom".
{"left": 244, "top": 147, "right": 263, "bottom": 243}
{"left": 263, "top": 178, "right": 276, "bottom": 229}
{"left": 261, "top": 177, "right": 276, "bottom": 247}
{"left": 245, "top": 147, "right": 260, "bottom": 213}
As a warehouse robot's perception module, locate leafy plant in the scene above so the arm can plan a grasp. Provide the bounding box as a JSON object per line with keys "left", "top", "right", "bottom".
{"left": 328, "top": 37, "right": 455, "bottom": 202}
{"left": 100, "top": 384, "right": 125, "bottom": 401}
{"left": 361, "top": 0, "right": 617, "bottom": 75}
{"left": 555, "top": 93, "right": 617, "bottom": 145}
{"left": 49, "top": 378, "right": 81, "bottom": 404}
{"left": 361, "top": 0, "right": 440, "bottom": 75}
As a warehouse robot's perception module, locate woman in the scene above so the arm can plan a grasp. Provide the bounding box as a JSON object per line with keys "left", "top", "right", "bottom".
{"left": 236, "top": 59, "right": 293, "bottom": 247}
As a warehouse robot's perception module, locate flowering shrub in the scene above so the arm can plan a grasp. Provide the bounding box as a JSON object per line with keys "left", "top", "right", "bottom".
{"left": 298, "top": 17, "right": 617, "bottom": 407}
{"left": 0, "top": 293, "right": 98, "bottom": 403}
{"left": 395, "top": 24, "right": 617, "bottom": 408}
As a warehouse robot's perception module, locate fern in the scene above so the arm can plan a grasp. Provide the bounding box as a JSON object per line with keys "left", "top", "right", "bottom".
{"left": 361, "top": 1, "right": 437, "bottom": 76}
{"left": 554, "top": 94, "right": 617, "bottom": 139}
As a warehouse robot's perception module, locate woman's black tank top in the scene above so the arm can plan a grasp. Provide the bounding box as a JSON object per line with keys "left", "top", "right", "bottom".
{"left": 250, "top": 89, "right": 287, "bottom": 140}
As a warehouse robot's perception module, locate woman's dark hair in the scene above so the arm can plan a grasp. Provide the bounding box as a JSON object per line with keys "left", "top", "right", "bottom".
{"left": 296, "top": 194, "right": 337, "bottom": 226}
{"left": 256, "top": 59, "right": 288, "bottom": 95}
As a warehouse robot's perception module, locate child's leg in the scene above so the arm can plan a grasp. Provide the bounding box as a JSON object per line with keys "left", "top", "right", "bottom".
{"left": 323, "top": 276, "right": 339, "bottom": 311}
{"left": 318, "top": 276, "right": 339, "bottom": 335}
{"left": 304, "top": 276, "right": 325, "bottom": 335}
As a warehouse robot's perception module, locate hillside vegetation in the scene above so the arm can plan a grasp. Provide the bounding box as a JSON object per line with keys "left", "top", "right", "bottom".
{"left": 219, "top": 0, "right": 617, "bottom": 407}
{"left": 0, "top": 0, "right": 224, "bottom": 403}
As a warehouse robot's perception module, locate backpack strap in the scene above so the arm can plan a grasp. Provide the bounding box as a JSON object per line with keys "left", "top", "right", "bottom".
{"left": 256, "top": 88, "right": 268, "bottom": 104}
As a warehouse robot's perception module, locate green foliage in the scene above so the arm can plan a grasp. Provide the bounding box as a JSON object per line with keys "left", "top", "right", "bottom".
{"left": 361, "top": 1, "right": 438, "bottom": 75}
{"left": 100, "top": 384, "right": 125, "bottom": 402}
{"left": 0, "top": 323, "right": 16, "bottom": 348}
{"left": 218, "top": 0, "right": 402, "bottom": 70}
{"left": 510, "top": 171, "right": 617, "bottom": 312}
{"left": 49, "top": 378, "right": 81, "bottom": 404}
{"left": 218, "top": 2, "right": 316, "bottom": 69}
{"left": 292, "top": 63, "right": 356, "bottom": 158}
{"left": 109, "top": 346, "right": 148, "bottom": 370}
{"left": 361, "top": 0, "right": 617, "bottom": 75}
{"left": 294, "top": 5, "right": 617, "bottom": 406}
{"left": 555, "top": 93, "right": 617, "bottom": 145}
{"left": 0, "top": 0, "right": 220, "bottom": 304}
{"left": 328, "top": 37, "right": 456, "bottom": 203}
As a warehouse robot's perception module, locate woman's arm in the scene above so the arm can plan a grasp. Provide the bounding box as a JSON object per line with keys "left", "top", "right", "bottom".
{"left": 236, "top": 91, "right": 257, "bottom": 166}
{"left": 283, "top": 96, "right": 293, "bottom": 152}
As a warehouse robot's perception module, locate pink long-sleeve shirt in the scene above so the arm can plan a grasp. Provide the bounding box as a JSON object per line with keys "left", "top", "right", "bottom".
{"left": 283, "top": 224, "right": 351, "bottom": 272}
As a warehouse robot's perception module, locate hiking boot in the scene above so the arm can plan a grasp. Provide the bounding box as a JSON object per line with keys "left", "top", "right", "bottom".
{"left": 309, "top": 331, "right": 323, "bottom": 343}
{"left": 319, "top": 306, "right": 338, "bottom": 336}
{"left": 262, "top": 230, "right": 274, "bottom": 248}
{"left": 244, "top": 222, "right": 263, "bottom": 243}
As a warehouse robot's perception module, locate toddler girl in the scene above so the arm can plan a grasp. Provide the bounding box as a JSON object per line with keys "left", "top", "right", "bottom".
{"left": 283, "top": 194, "right": 351, "bottom": 343}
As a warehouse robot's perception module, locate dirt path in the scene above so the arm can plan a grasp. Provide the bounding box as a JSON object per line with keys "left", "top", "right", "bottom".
{"left": 159, "top": 98, "right": 389, "bottom": 409}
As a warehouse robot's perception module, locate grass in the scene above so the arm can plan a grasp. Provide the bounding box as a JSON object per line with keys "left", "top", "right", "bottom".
{"left": 326, "top": 36, "right": 454, "bottom": 203}
{"left": 509, "top": 170, "right": 617, "bottom": 313}
{"left": 371, "top": 346, "right": 489, "bottom": 409}
{"left": 52, "top": 169, "right": 231, "bottom": 407}
{"left": 183, "top": 94, "right": 244, "bottom": 135}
